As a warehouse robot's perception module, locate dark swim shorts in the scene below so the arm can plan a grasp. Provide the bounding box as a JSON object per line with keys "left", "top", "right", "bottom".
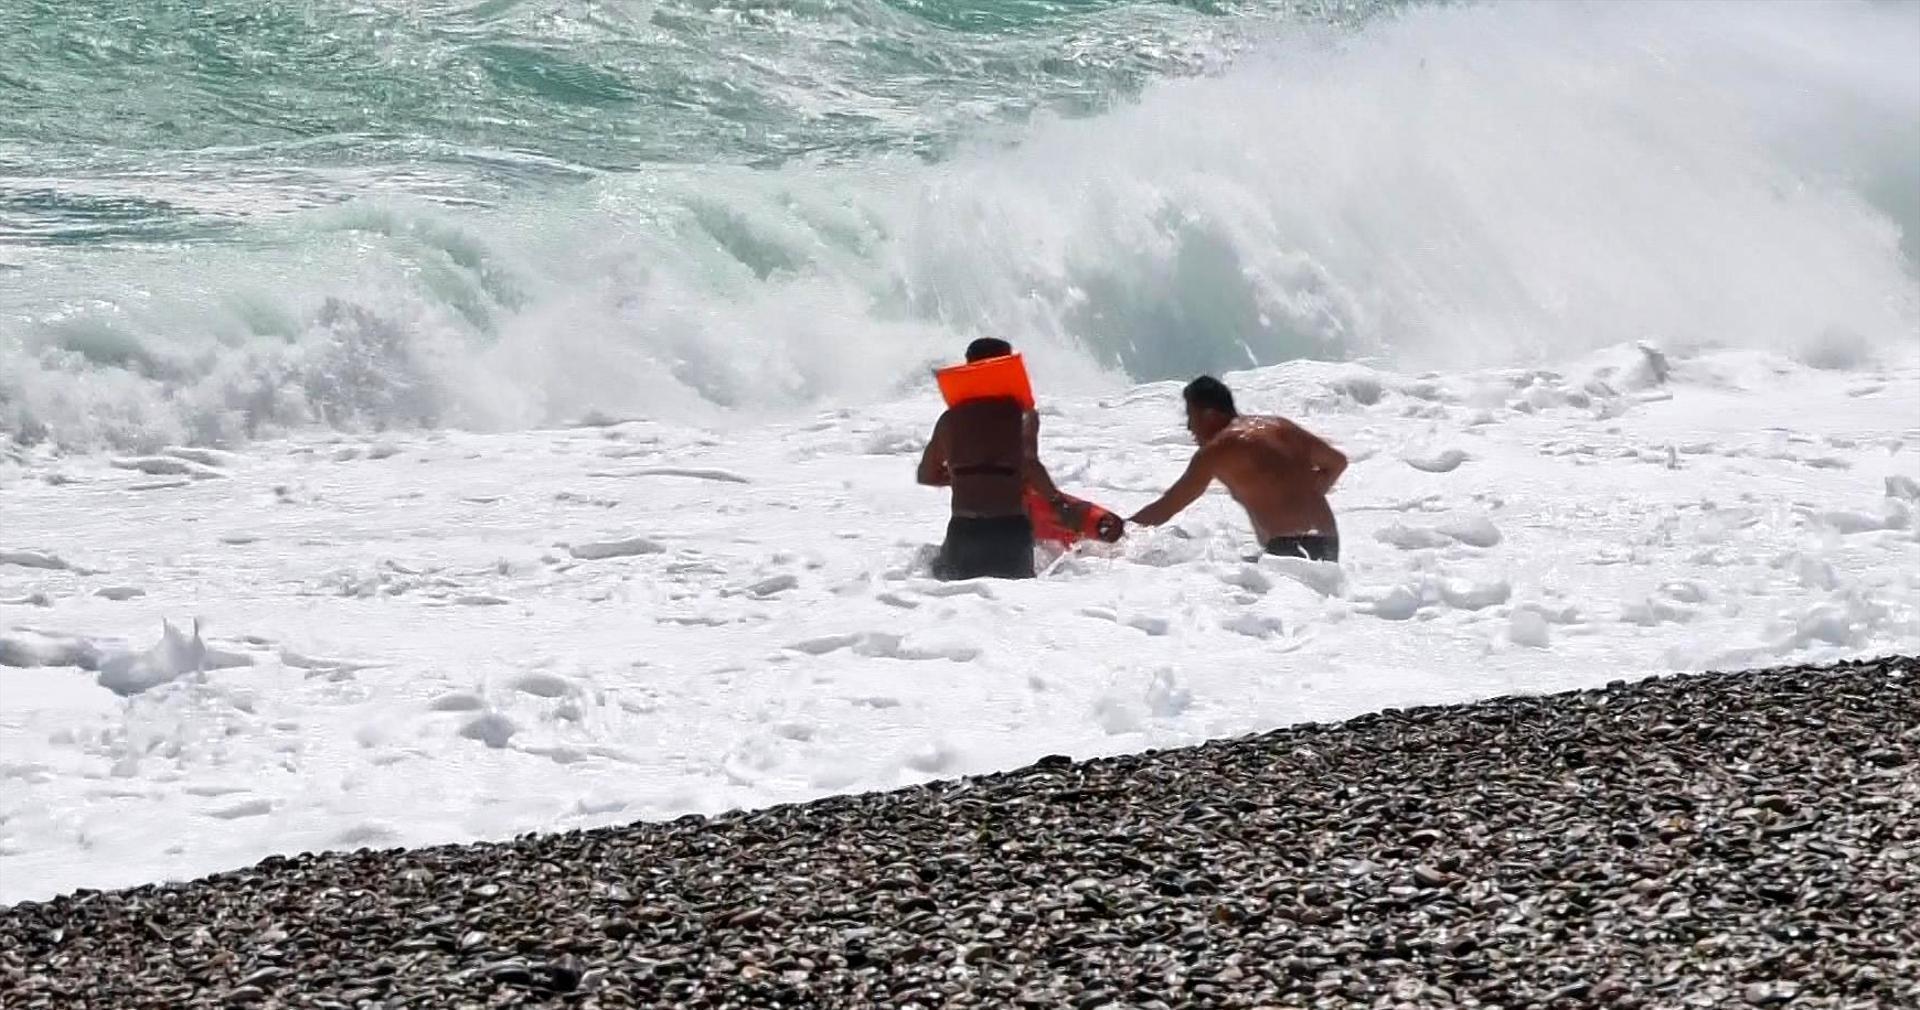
{"left": 934, "top": 514, "right": 1036, "bottom": 580}
{"left": 1265, "top": 534, "right": 1340, "bottom": 563}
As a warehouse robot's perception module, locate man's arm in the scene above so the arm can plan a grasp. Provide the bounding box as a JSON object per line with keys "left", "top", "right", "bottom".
{"left": 917, "top": 412, "right": 951, "bottom": 487}
{"left": 1294, "top": 424, "right": 1348, "bottom": 495}
{"left": 1023, "top": 410, "right": 1060, "bottom": 500}
{"left": 1129, "top": 446, "right": 1216, "bottom": 527}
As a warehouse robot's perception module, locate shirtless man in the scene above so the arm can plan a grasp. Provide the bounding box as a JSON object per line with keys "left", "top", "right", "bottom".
{"left": 1129, "top": 376, "right": 1348, "bottom": 561}
{"left": 917, "top": 338, "right": 1060, "bottom": 579}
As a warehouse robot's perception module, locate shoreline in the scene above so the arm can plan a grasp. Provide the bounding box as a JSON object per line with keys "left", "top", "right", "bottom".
{"left": 5, "top": 655, "right": 1915, "bottom": 1008}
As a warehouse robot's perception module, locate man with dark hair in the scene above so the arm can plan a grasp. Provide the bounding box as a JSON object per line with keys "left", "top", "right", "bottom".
{"left": 1130, "top": 375, "right": 1349, "bottom": 561}
{"left": 965, "top": 337, "right": 1013, "bottom": 361}
{"left": 917, "top": 340, "right": 1059, "bottom": 579}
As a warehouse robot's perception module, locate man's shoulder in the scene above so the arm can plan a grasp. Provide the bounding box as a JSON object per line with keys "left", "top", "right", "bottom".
{"left": 1197, "top": 429, "right": 1247, "bottom": 462}
{"left": 947, "top": 397, "right": 1024, "bottom": 416}
{"left": 1207, "top": 417, "right": 1292, "bottom": 461}
{"left": 1215, "top": 415, "right": 1280, "bottom": 441}
{"left": 1237, "top": 414, "right": 1311, "bottom": 441}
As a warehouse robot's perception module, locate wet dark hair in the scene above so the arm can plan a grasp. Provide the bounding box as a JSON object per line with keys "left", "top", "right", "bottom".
{"left": 965, "top": 337, "right": 1014, "bottom": 362}
{"left": 1183, "top": 375, "right": 1237, "bottom": 417}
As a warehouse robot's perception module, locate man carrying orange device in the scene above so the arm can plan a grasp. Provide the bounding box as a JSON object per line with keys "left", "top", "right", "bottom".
{"left": 917, "top": 339, "right": 1124, "bottom": 580}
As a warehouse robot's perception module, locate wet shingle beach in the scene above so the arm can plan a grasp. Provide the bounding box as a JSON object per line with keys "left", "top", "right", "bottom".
{"left": 5, "top": 656, "right": 1915, "bottom": 1009}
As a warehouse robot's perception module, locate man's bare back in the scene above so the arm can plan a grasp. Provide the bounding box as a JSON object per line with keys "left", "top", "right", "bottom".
{"left": 917, "top": 399, "right": 1056, "bottom": 518}
{"left": 1200, "top": 416, "right": 1343, "bottom": 541}
{"left": 915, "top": 338, "right": 1065, "bottom": 581}
{"left": 1129, "top": 376, "right": 1348, "bottom": 560}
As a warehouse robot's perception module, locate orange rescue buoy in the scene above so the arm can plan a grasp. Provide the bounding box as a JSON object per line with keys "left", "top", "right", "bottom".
{"left": 1026, "top": 488, "right": 1126, "bottom": 546}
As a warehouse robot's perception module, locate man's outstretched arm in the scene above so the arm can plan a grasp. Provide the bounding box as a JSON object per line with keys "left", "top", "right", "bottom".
{"left": 1129, "top": 448, "right": 1215, "bottom": 526}
{"left": 917, "top": 413, "right": 951, "bottom": 487}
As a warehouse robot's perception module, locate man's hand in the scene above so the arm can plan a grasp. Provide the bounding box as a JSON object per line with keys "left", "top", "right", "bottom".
{"left": 1304, "top": 432, "right": 1347, "bottom": 495}
{"left": 1280, "top": 419, "right": 1346, "bottom": 496}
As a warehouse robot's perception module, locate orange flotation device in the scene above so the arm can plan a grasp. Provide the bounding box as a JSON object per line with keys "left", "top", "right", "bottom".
{"left": 935, "top": 351, "right": 1124, "bottom": 547}
{"left": 1026, "top": 487, "right": 1126, "bottom": 546}
{"left": 936, "top": 352, "right": 1035, "bottom": 410}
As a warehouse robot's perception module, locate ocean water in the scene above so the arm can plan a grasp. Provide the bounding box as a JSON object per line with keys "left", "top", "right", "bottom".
{"left": 2, "top": 0, "right": 1917, "bottom": 450}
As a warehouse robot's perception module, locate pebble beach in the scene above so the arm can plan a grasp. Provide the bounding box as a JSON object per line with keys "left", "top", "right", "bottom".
{"left": 5, "top": 655, "right": 1914, "bottom": 1009}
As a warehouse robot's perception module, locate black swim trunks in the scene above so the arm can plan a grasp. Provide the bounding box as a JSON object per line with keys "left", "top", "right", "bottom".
{"left": 934, "top": 514, "right": 1036, "bottom": 580}
{"left": 1265, "top": 534, "right": 1340, "bottom": 563}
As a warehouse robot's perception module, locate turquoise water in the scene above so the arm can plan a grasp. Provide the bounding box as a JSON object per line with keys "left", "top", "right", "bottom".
{"left": 2, "top": 0, "right": 1916, "bottom": 449}
{"left": 2, "top": 0, "right": 1339, "bottom": 244}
